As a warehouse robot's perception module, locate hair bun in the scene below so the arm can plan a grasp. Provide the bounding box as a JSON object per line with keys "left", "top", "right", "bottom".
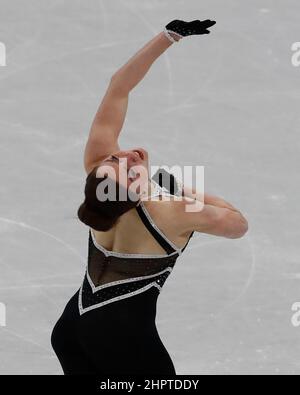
{"left": 78, "top": 170, "right": 139, "bottom": 232}
{"left": 77, "top": 202, "right": 117, "bottom": 232}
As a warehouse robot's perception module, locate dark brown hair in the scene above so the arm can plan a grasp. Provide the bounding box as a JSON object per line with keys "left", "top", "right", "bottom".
{"left": 78, "top": 167, "right": 140, "bottom": 232}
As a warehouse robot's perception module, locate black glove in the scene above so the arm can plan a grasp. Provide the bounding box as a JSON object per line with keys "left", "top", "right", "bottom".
{"left": 165, "top": 19, "right": 216, "bottom": 38}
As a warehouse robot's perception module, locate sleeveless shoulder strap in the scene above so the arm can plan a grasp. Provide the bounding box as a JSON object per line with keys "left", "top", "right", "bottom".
{"left": 181, "top": 231, "right": 194, "bottom": 252}
{"left": 136, "top": 203, "right": 179, "bottom": 256}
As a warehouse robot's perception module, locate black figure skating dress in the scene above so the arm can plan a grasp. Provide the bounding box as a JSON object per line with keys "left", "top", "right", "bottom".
{"left": 51, "top": 171, "right": 193, "bottom": 375}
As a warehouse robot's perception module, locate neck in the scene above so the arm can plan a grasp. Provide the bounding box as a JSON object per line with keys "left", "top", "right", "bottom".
{"left": 139, "top": 178, "right": 156, "bottom": 201}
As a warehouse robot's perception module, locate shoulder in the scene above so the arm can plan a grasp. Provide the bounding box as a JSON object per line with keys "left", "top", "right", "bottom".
{"left": 144, "top": 196, "right": 201, "bottom": 238}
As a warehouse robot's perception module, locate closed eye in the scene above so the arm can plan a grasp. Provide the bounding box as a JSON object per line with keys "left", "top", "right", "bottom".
{"left": 104, "top": 155, "right": 119, "bottom": 164}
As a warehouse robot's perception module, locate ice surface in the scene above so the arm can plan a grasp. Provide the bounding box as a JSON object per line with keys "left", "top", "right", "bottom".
{"left": 0, "top": 0, "right": 299, "bottom": 375}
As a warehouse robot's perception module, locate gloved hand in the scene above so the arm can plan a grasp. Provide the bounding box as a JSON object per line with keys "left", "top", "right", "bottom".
{"left": 165, "top": 19, "right": 216, "bottom": 41}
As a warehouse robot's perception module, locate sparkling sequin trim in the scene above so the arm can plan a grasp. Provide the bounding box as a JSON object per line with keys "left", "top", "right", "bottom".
{"left": 78, "top": 268, "right": 172, "bottom": 315}
{"left": 163, "top": 28, "right": 183, "bottom": 43}
{"left": 163, "top": 28, "right": 177, "bottom": 43}
{"left": 79, "top": 281, "right": 162, "bottom": 315}
{"left": 143, "top": 178, "right": 182, "bottom": 200}
{"left": 90, "top": 228, "right": 179, "bottom": 259}
{"left": 86, "top": 266, "right": 173, "bottom": 293}
{"left": 138, "top": 201, "right": 182, "bottom": 255}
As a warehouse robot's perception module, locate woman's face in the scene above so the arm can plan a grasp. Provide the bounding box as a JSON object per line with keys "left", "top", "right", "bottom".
{"left": 96, "top": 148, "right": 149, "bottom": 195}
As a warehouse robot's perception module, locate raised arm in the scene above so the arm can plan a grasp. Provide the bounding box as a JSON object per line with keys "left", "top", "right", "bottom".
{"left": 84, "top": 31, "right": 180, "bottom": 173}
{"left": 83, "top": 19, "right": 216, "bottom": 173}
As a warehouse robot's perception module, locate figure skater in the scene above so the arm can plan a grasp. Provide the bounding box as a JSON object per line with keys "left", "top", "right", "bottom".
{"left": 51, "top": 19, "right": 248, "bottom": 375}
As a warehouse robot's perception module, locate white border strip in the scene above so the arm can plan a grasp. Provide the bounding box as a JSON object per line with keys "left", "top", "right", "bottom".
{"left": 86, "top": 266, "right": 173, "bottom": 293}
{"left": 79, "top": 281, "right": 162, "bottom": 315}
{"left": 90, "top": 228, "right": 179, "bottom": 259}
{"left": 139, "top": 202, "right": 182, "bottom": 255}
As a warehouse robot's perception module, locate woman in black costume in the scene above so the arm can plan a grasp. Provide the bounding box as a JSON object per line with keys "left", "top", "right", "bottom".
{"left": 51, "top": 19, "right": 248, "bottom": 375}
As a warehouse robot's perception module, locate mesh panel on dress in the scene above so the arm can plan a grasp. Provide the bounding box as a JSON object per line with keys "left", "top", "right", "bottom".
{"left": 79, "top": 170, "right": 193, "bottom": 314}
{"left": 87, "top": 231, "right": 178, "bottom": 287}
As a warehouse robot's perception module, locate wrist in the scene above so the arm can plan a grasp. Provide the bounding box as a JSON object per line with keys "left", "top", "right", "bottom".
{"left": 163, "top": 28, "right": 182, "bottom": 43}
{"left": 169, "top": 32, "right": 182, "bottom": 42}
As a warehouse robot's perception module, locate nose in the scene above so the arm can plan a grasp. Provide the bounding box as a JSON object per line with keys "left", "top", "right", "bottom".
{"left": 119, "top": 151, "right": 140, "bottom": 166}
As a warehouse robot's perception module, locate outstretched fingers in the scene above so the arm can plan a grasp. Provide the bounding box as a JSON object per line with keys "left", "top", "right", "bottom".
{"left": 202, "top": 19, "right": 216, "bottom": 28}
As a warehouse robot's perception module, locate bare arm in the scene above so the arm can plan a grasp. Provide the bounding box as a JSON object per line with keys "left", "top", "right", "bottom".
{"left": 183, "top": 185, "right": 241, "bottom": 211}
{"left": 110, "top": 32, "right": 178, "bottom": 95}
{"left": 174, "top": 189, "right": 248, "bottom": 239}
{"left": 84, "top": 32, "right": 179, "bottom": 173}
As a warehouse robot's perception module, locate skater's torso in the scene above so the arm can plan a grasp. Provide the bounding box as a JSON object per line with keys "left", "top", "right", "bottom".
{"left": 51, "top": 170, "right": 194, "bottom": 374}
{"left": 92, "top": 197, "right": 192, "bottom": 257}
